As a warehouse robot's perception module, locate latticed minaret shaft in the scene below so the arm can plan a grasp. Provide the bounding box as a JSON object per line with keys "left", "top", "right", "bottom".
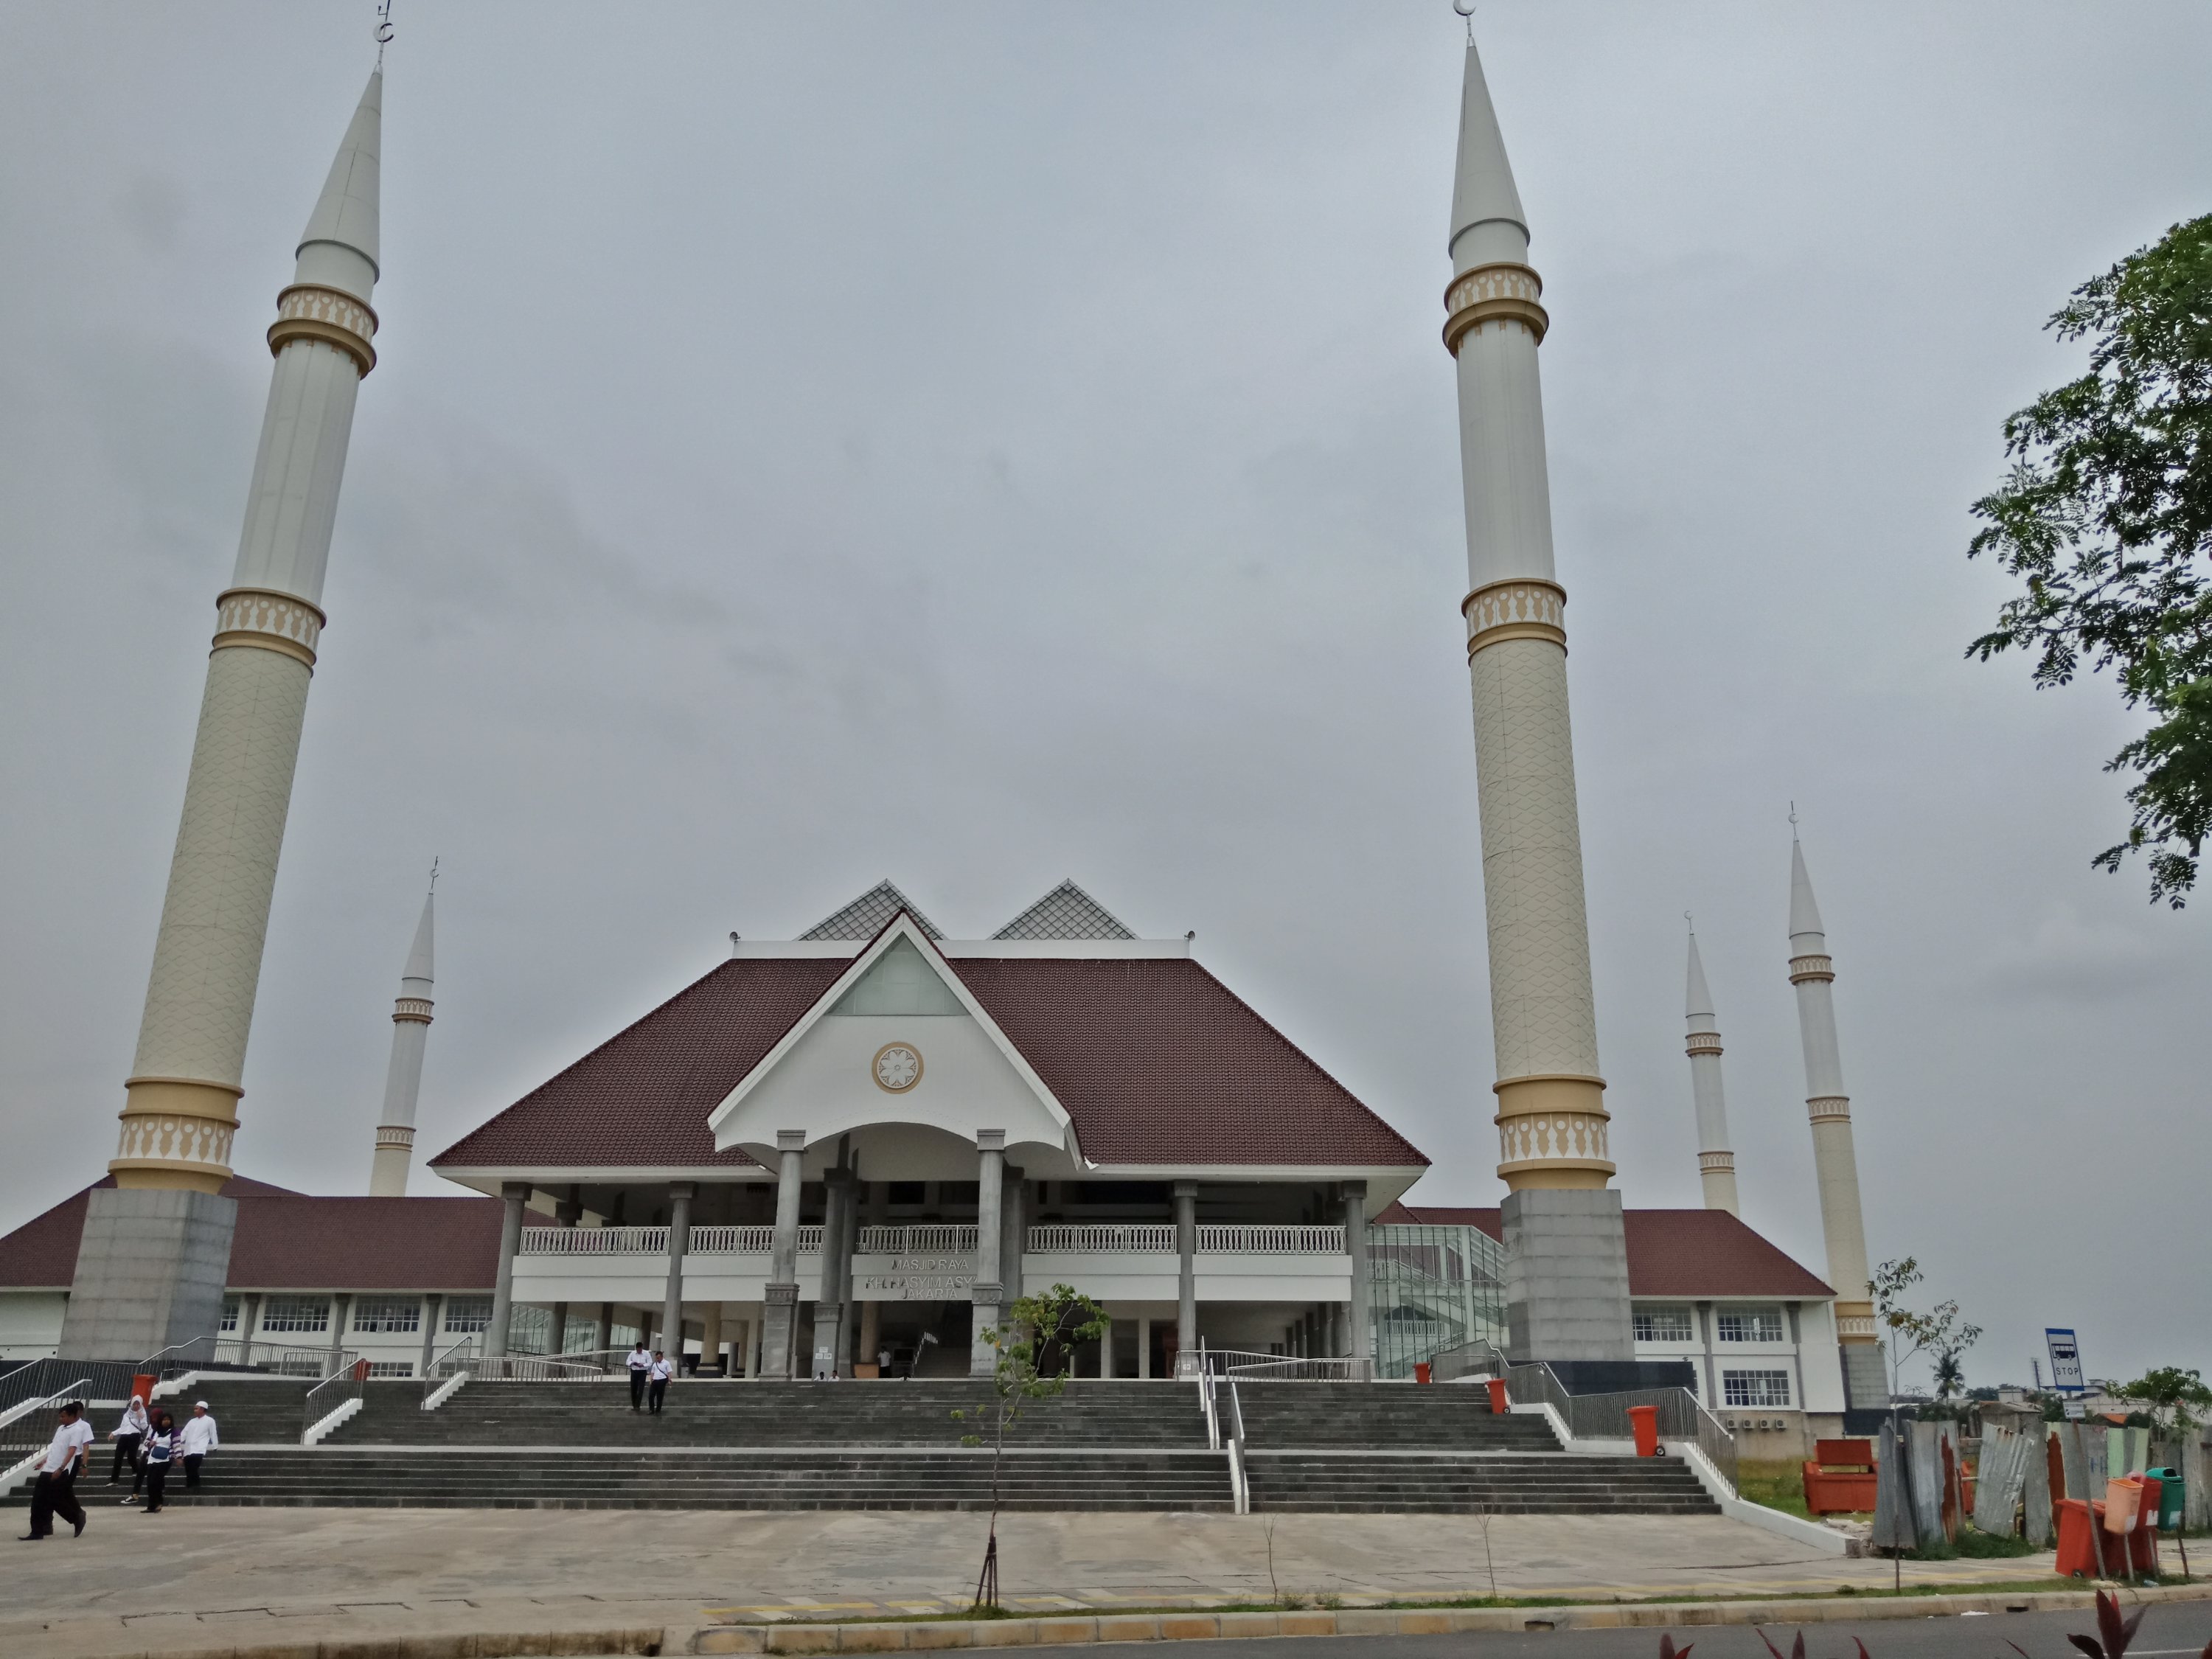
{"left": 1683, "top": 931, "right": 1739, "bottom": 1215}
{"left": 1444, "top": 38, "right": 1631, "bottom": 1361}
{"left": 368, "top": 892, "right": 435, "bottom": 1196}
{"left": 60, "top": 72, "right": 384, "bottom": 1359}
{"left": 1787, "top": 833, "right": 1885, "bottom": 1408}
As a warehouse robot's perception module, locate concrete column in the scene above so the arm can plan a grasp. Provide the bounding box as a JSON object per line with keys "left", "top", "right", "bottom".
{"left": 549, "top": 1301, "right": 570, "bottom": 1357}
{"left": 1172, "top": 1180, "right": 1197, "bottom": 1377}
{"left": 239, "top": 1293, "right": 262, "bottom": 1366}
{"left": 1138, "top": 1315, "right": 1152, "bottom": 1380}
{"left": 1000, "top": 1166, "right": 1026, "bottom": 1310}
{"left": 661, "top": 1180, "right": 695, "bottom": 1368}
{"left": 815, "top": 1172, "right": 847, "bottom": 1378}
{"left": 417, "top": 1293, "right": 442, "bottom": 1378}
{"left": 833, "top": 1177, "right": 860, "bottom": 1373}
{"left": 1099, "top": 1314, "right": 1113, "bottom": 1379}
{"left": 329, "top": 1293, "right": 352, "bottom": 1363}
{"left": 745, "top": 1310, "right": 761, "bottom": 1379}
{"left": 701, "top": 1301, "right": 723, "bottom": 1375}
{"left": 762, "top": 1132, "right": 804, "bottom": 1380}
{"left": 1343, "top": 1179, "right": 1371, "bottom": 1366}
{"left": 487, "top": 1180, "right": 529, "bottom": 1358}
{"left": 858, "top": 1299, "right": 880, "bottom": 1371}
{"left": 970, "top": 1131, "right": 1006, "bottom": 1377}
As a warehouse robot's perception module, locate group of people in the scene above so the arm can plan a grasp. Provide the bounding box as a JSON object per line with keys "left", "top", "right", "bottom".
{"left": 625, "top": 1343, "right": 676, "bottom": 1412}
{"left": 18, "top": 1395, "right": 219, "bottom": 1540}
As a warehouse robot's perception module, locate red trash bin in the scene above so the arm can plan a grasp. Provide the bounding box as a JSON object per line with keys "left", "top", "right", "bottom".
{"left": 1485, "top": 1377, "right": 1510, "bottom": 1413}
{"left": 1628, "top": 1403, "right": 1661, "bottom": 1457}
{"left": 2056, "top": 1498, "right": 2098, "bottom": 1577}
{"left": 1413, "top": 1362, "right": 1433, "bottom": 1385}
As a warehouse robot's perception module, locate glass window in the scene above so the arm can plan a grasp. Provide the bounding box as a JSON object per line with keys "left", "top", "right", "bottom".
{"left": 260, "top": 1295, "right": 330, "bottom": 1334}
{"left": 218, "top": 1296, "right": 240, "bottom": 1333}
{"left": 1632, "top": 1305, "right": 1694, "bottom": 1343}
{"left": 352, "top": 1296, "right": 422, "bottom": 1334}
{"left": 364, "top": 1361, "right": 415, "bottom": 1378}
{"left": 1722, "top": 1369, "right": 1792, "bottom": 1408}
{"left": 1717, "top": 1307, "right": 1784, "bottom": 1343}
{"left": 444, "top": 1295, "right": 493, "bottom": 1333}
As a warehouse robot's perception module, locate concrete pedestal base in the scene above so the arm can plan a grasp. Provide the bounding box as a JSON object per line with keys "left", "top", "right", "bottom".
{"left": 1841, "top": 1340, "right": 1888, "bottom": 1411}
{"left": 1500, "top": 1187, "right": 1632, "bottom": 1363}
{"left": 58, "top": 1186, "right": 237, "bottom": 1360}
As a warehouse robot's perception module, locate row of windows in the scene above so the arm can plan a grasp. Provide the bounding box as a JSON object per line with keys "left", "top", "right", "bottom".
{"left": 1722, "top": 1369, "right": 1792, "bottom": 1408}
{"left": 219, "top": 1295, "right": 493, "bottom": 1336}
{"left": 1631, "top": 1305, "right": 1787, "bottom": 1344}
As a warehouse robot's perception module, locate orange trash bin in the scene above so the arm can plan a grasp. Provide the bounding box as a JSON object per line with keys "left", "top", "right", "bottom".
{"left": 1628, "top": 1403, "right": 1661, "bottom": 1457}
{"left": 2056, "top": 1498, "right": 2099, "bottom": 1577}
{"left": 1414, "top": 1362, "right": 1433, "bottom": 1384}
{"left": 1485, "top": 1377, "right": 1509, "bottom": 1413}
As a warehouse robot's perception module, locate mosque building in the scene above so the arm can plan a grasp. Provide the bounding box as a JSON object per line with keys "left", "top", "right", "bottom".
{"left": 5, "top": 29, "right": 1887, "bottom": 1459}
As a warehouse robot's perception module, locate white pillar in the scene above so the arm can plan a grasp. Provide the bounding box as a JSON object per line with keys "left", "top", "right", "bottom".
{"left": 1099, "top": 1314, "right": 1113, "bottom": 1379}
{"left": 858, "top": 1298, "right": 880, "bottom": 1371}
{"left": 487, "top": 1181, "right": 528, "bottom": 1358}
{"left": 662, "top": 1180, "right": 694, "bottom": 1366}
{"left": 816, "top": 1171, "right": 847, "bottom": 1377}
{"left": 417, "top": 1293, "right": 442, "bottom": 1378}
{"left": 762, "top": 1131, "right": 805, "bottom": 1380}
{"left": 1343, "top": 1180, "right": 1371, "bottom": 1366}
{"left": 1138, "top": 1315, "right": 1152, "bottom": 1380}
{"left": 701, "top": 1301, "right": 723, "bottom": 1375}
{"left": 971, "top": 1131, "right": 1006, "bottom": 1377}
{"left": 1172, "top": 1180, "right": 1198, "bottom": 1377}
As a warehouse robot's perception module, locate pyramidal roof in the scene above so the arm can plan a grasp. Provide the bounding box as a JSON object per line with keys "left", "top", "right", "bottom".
{"left": 299, "top": 69, "right": 383, "bottom": 279}
{"left": 1684, "top": 929, "right": 1717, "bottom": 1028}
{"left": 992, "top": 880, "right": 1135, "bottom": 942}
{"left": 1789, "top": 836, "right": 1827, "bottom": 942}
{"left": 798, "top": 880, "right": 942, "bottom": 942}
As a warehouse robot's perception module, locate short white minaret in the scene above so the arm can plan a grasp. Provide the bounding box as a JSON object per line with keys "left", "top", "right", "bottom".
{"left": 1786, "top": 827, "right": 1884, "bottom": 1408}
{"left": 367, "top": 889, "right": 435, "bottom": 1196}
{"left": 60, "top": 69, "right": 386, "bottom": 1359}
{"left": 1683, "top": 928, "right": 1739, "bottom": 1216}
{"left": 1444, "top": 32, "right": 1632, "bottom": 1360}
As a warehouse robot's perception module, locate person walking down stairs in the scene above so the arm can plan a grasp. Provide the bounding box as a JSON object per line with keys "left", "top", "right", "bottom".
{"left": 627, "top": 1341, "right": 653, "bottom": 1411}
{"left": 140, "top": 1414, "right": 178, "bottom": 1514}
{"left": 19, "top": 1401, "right": 91, "bottom": 1541}
{"left": 105, "top": 1395, "right": 148, "bottom": 1493}
{"left": 647, "top": 1350, "right": 673, "bottom": 1415}
{"left": 179, "top": 1402, "right": 219, "bottom": 1490}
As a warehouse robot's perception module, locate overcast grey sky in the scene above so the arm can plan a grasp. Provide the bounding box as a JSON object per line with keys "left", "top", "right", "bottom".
{"left": 3, "top": 2, "right": 2208, "bottom": 1388}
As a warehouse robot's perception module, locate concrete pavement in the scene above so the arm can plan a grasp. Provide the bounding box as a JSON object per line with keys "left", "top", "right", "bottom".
{"left": 1, "top": 1506, "right": 2076, "bottom": 1659}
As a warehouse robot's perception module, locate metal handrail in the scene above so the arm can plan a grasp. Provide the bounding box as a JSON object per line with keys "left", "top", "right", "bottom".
{"left": 471, "top": 1354, "right": 611, "bottom": 1382}
{"left": 1216, "top": 1351, "right": 1376, "bottom": 1382}
{"left": 1225, "top": 1377, "right": 1250, "bottom": 1515}
{"left": 422, "top": 1335, "right": 476, "bottom": 1407}
{"left": 0, "top": 1377, "right": 92, "bottom": 1457}
{"left": 302, "top": 1361, "right": 365, "bottom": 1440}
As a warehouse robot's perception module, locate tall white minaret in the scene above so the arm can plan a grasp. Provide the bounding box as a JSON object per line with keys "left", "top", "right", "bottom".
{"left": 1683, "top": 928, "right": 1739, "bottom": 1216}
{"left": 1444, "top": 34, "right": 1632, "bottom": 1361}
{"left": 61, "top": 71, "right": 386, "bottom": 1358}
{"left": 368, "top": 888, "right": 435, "bottom": 1196}
{"left": 1786, "top": 827, "right": 1883, "bottom": 1408}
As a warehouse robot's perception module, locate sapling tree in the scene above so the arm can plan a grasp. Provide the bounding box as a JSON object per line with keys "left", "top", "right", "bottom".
{"left": 1869, "top": 1258, "right": 1982, "bottom": 1404}
{"left": 951, "top": 1282, "right": 1107, "bottom": 1610}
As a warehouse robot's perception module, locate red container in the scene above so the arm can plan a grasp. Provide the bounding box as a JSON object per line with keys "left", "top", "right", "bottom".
{"left": 2056, "top": 1498, "right": 2098, "bottom": 1577}
{"left": 1485, "top": 1377, "right": 1509, "bottom": 1413}
{"left": 1628, "top": 1403, "right": 1661, "bottom": 1457}
{"left": 131, "top": 1374, "right": 157, "bottom": 1411}
{"left": 1413, "top": 1362, "right": 1432, "bottom": 1385}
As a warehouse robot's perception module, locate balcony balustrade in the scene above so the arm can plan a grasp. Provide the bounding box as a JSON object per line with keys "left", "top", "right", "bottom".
{"left": 516, "top": 1221, "right": 1345, "bottom": 1259}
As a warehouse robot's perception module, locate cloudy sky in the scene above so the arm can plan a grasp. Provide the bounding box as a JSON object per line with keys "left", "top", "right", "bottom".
{"left": 4, "top": 2, "right": 2207, "bottom": 1388}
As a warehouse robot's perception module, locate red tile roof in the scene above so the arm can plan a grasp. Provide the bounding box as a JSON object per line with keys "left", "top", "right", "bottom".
{"left": 0, "top": 1176, "right": 299, "bottom": 1289}
{"left": 431, "top": 953, "right": 1427, "bottom": 1173}
{"left": 1378, "top": 1203, "right": 1834, "bottom": 1298}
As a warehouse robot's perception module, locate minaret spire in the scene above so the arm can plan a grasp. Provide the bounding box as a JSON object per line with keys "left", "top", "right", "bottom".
{"left": 1683, "top": 925, "right": 1739, "bottom": 1216}
{"left": 1441, "top": 32, "right": 1631, "bottom": 1363}
{"left": 367, "top": 881, "right": 437, "bottom": 1196}
{"left": 1784, "top": 825, "right": 1885, "bottom": 1410}
{"left": 61, "top": 68, "right": 388, "bottom": 1359}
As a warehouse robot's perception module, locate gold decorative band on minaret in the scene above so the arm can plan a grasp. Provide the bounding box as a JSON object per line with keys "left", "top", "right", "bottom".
{"left": 1686, "top": 1032, "right": 1722, "bottom": 1057}
{"left": 1463, "top": 577, "right": 1567, "bottom": 658}
{"left": 1806, "top": 1095, "right": 1852, "bottom": 1123}
{"left": 1443, "top": 261, "right": 1549, "bottom": 355}
{"left": 1697, "top": 1150, "right": 1735, "bottom": 1173}
{"left": 1788, "top": 953, "right": 1835, "bottom": 984}
{"left": 267, "top": 283, "right": 378, "bottom": 376}
{"left": 1492, "top": 1072, "right": 1614, "bottom": 1187}
{"left": 393, "top": 998, "right": 434, "bottom": 1025}
{"left": 212, "top": 587, "right": 326, "bottom": 669}
{"left": 374, "top": 1124, "right": 416, "bottom": 1151}
{"left": 111, "top": 1075, "right": 242, "bottom": 1192}
{"left": 1834, "top": 1306, "right": 1879, "bottom": 1340}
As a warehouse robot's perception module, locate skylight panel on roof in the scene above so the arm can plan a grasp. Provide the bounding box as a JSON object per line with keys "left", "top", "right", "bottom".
{"left": 992, "top": 880, "right": 1135, "bottom": 941}
{"left": 798, "top": 880, "right": 942, "bottom": 941}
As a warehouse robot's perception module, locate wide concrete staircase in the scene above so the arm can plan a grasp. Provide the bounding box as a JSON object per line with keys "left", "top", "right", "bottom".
{"left": 7, "top": 1377, "right": 1717, "bottom": 1516}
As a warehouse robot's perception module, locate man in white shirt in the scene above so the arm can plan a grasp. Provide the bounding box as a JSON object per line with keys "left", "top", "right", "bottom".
{"left": 626, "top": 1342, "right": 653, "bottom": 1412}
{"left": 178, "top": 1402, "right": 220, "bottom": 1490}
{"left": 19, "top": 1401, "right": 93, "bottom": 1541}
{"left": 646, "top": 1349, "right": 674, "bottom": 1415}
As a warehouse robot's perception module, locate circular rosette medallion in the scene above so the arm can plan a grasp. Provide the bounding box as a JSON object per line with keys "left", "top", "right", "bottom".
{"left": 872, "top": 1042, "right": 923, "bottom": 1093}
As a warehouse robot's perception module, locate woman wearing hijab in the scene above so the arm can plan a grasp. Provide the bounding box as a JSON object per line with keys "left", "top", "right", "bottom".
{"left": 140, "top": 1412, "right": 178, "bottom": 1514}
{"left": 106, "top": 1394, "right": 149, "bottom": 1489}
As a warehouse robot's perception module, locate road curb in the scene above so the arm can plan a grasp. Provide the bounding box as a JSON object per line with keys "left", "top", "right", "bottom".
{"left": 680, "top": 1582, "right": 2212, "bottom": 1654}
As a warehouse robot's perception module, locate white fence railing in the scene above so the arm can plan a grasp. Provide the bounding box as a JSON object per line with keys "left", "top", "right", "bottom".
{"left": 515, "top": 1221, "right": 1346, "bottom": 1260}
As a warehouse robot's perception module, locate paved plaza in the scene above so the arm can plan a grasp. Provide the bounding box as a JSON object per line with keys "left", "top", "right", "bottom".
{"left": 4, "top": 1507, "right": 2062, "bottom": 1658}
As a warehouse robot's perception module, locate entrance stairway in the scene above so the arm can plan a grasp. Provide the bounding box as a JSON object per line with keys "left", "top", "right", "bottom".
{"left": 6, "top": 1378, "right": 1718, "bottom": 1516}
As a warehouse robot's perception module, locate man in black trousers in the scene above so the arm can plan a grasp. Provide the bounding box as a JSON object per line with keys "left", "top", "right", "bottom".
{"left": 19, "top": 1401, "right": 92, "bottom": 1542}
{"left": 626, "top": 1340, "right": 653, "bottom": 1411}
{"left": 647, "top": 1349, "right": 673, "bottom": 1414}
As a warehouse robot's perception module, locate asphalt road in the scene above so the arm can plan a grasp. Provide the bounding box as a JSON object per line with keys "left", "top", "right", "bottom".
{"left": 1018, "top": 1601, "right": 2212, "bottom": 1659}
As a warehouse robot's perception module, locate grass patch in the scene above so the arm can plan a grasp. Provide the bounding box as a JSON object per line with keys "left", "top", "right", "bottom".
{"left": 1735, "top": 1458, "right": 1820, "bottom": 1520}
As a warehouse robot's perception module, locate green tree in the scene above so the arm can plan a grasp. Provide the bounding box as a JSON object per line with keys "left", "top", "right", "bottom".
{"left": 1870, "top": 1257, "right": 1983, "bottom": 1402}
{"left": 2115, "top": 1365, "right": 2212, "bottom": 1438}
{"left": 951, "top": 1283, "right": 1107, "bottom": 1610}
{"left": 1966, "top": 214, "right": 2212, "bottom": 905}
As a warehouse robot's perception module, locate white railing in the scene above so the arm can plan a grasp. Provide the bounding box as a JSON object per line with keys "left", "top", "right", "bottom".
{"left": 1217, "top": 1352, "right": 1377, "bottom": 1382}
{"left": 1198, "top": 1225, "right": 1345, "bottom": 1254}
{"left": 518, "top": 1224, "right": 826, "bottom": 1257}
{"left": 856, "top": 1224, "right": 979, "bottom": 1254}
{"left": 1026, "top": 1224, "right": 1174, "bottom": 1253}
